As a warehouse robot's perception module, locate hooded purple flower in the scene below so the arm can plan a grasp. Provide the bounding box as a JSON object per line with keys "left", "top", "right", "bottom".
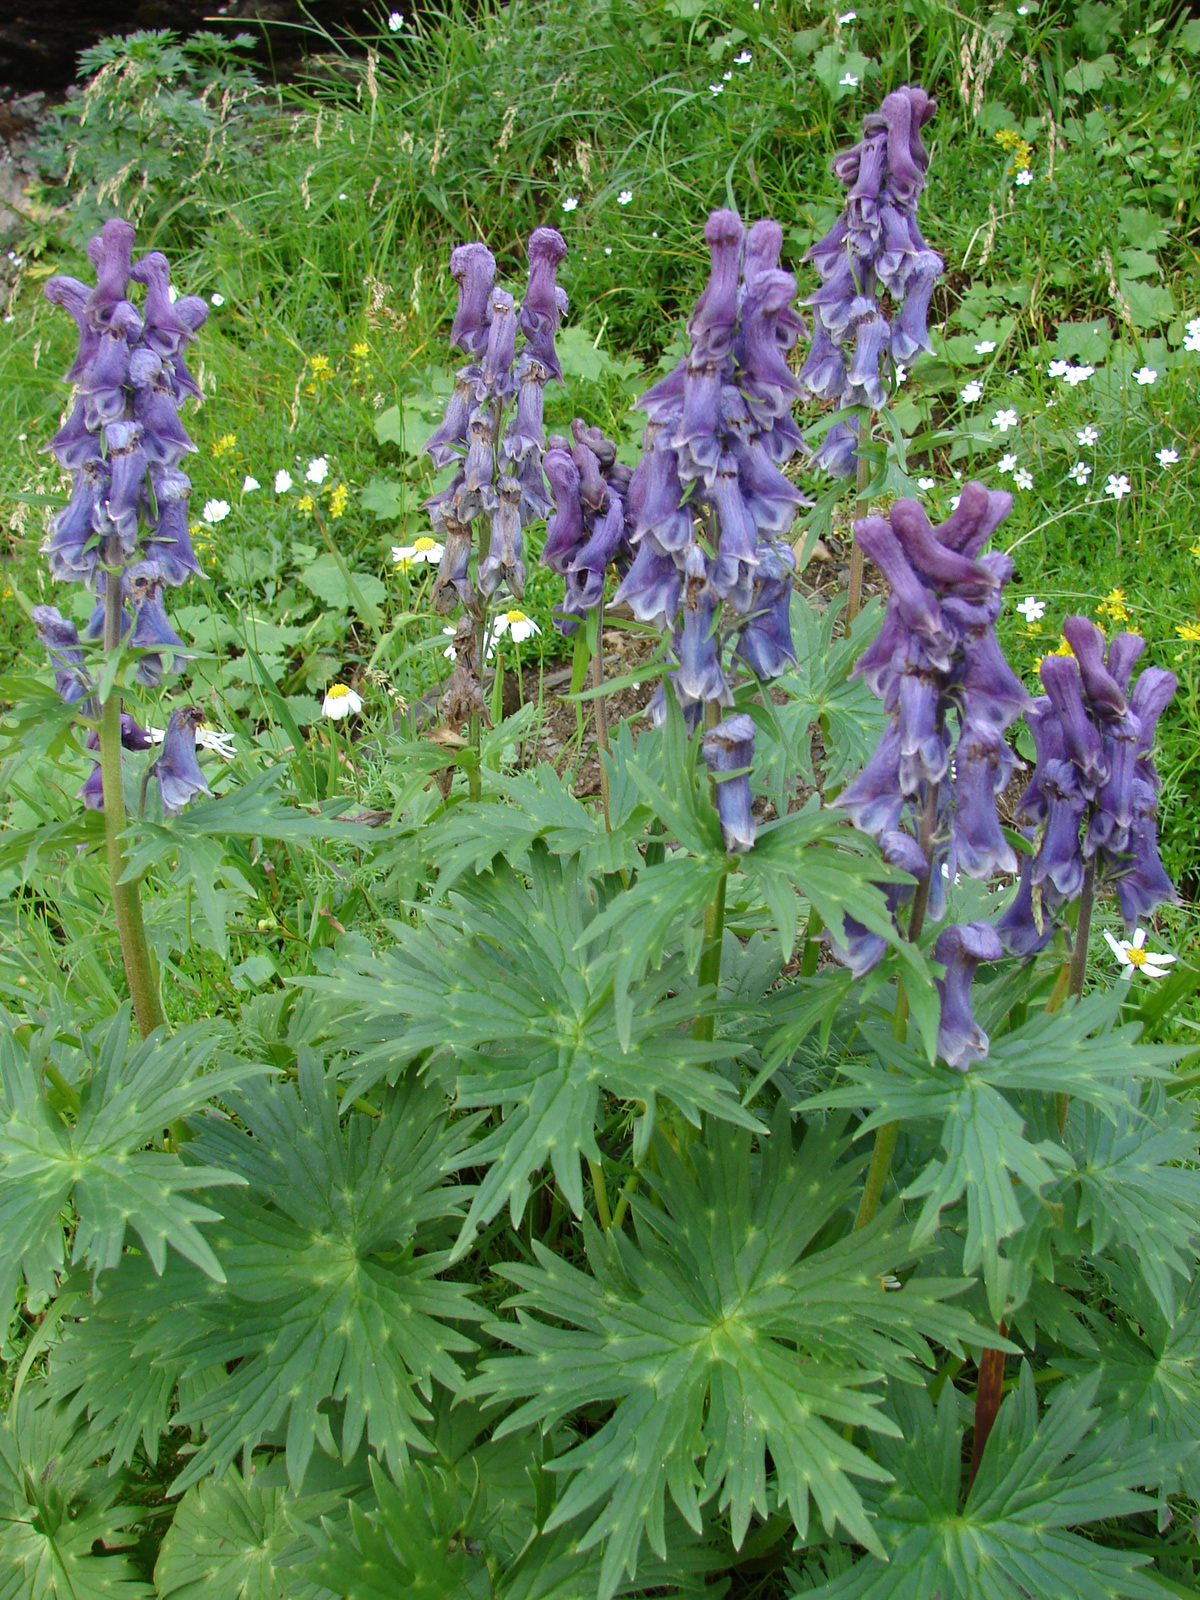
{"left": 934, "top": 921, "right": 1002, "bottom": 1070}
{"left": 155, "top": 706, "right": 212, "bottom": 815}
{"left": 703, "top": 712, "right": 757, "bottom": 855}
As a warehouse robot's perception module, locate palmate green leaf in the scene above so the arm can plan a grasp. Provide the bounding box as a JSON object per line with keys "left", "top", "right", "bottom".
{"left": 154, "top": 1473, "right": 340, "bottom": 1600}
{"left": 0, "top": 1383, "right": 150, "bottom": 1600}
{"left": 0, "top": 1008, "right": 259, "bottom": 1308}
{"left": 1073, "top": 1087, "right": 1200, "bottom": 1321}
{"left": 465, "top": 1109, "right": 1000, "bottom": 1600}
{"left": 301, "top": 849, "right": 758, "bottom": 1256}
{"left": 800, "top": 1365, "right": 1182, "bottom": 1600}
{"left": 168, "top": 1055, "right": 480, "bottom": 1492}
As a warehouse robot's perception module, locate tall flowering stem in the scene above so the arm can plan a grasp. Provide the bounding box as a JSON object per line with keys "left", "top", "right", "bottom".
{"left": 38, "top": 218, "right": 214, "bottom": 1037}
{"left": 800, "top": 85, "right": 942, "bottom": 623}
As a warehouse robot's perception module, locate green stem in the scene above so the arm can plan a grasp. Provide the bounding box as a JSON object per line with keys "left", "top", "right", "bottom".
{"left": 1057, "top": 856, "right": 1097, "bottom": 1136}
{"left": 99, "top": 554, "right": 166, "bottom": 1040}
{"left": 845, "top": 410, "right": 872, "bottom": 626}
{"left": 854, "top": 780, "right": 939, "bottom": 1232}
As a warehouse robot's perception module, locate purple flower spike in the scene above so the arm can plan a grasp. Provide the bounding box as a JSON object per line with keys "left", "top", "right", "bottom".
{"left": 449, "top": 243, "right": 496, "bottom": 357}
{"left": 703, "top": 712, "right": 757, "bottom": 855}
{"left": 155, "top": 706, "right": 212, "bottom": 815}
{"left": 33, "top": 606, "right": 93, "bottom": 704}
{"left": 1040, "top": 654, "right": 1108, "bottom": 795}
{"left": 934, "top": 920, "right": 1002, "bottom": 1070}
{"left": 518, "top": 227, "right": 568, "bottom": 380}
{"left": 995, "top": 852, "right": 1054, "bottom": 957}
{"left": 85, "top": 218, "right": 136, "bottom": 325}
{"left": 688, "top": 209, "right": 746, "bottom": 365}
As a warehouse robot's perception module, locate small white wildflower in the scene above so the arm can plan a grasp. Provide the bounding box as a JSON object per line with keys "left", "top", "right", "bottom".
{"left": 392, "top": 535, "right": 444, "bottom": 566}
{"left": 1015, "top": 169, "right": 1033, "bottom": 187}
{"left": 1077, "top": 425, "right": 1100, "bottom": 446}
{"left": 1156, "top": 447, "right": 1180, "bottom": 466}
{"left": 1048, "top": 359, "right": 1070, "bottom": 378}
{"left": 975, "top": 339, "right": 997, "bottom": 354}
{"left": 1016, "top": 596, "right": 1046, "bottom": 622}
{"left": 322, "top": 684, "right": 363, "bottom": 720}
{"left": 1063, "top": 364, "right": 1095, "bottom": 386}
{"left": 561, "top": 195, "right": 579, "bottom": 212}
{"left": 997, "top": 453, "right": 1018, "bottom": 474}
{"left": 917, "top": 477, "right": 936, "bottom": 491}
{"left": 274, "top": 469, "right": 293, "bottom": 493}
{"left": 840, "top": 72, "right": 859, "bottom": 87}
{"left": 1134, "top": 366, "right": 1158, "bottom": 386}
{"left": 201, "top": 498, "right": 231, "bottom": 524}
{"left": 305, "top": 456, "right": 328, "bottom": 484}
{"left": 388, "top": 10, "right": 403, "bottom": 29}
{"left": 1068, "top": 461, "right": 1091, "bottom": 485}
{"left": 991, "top": 407, "right": 1018, "bottom": 432}
{"left": 242, "top": 475, "right": 260, "bottom": 492}
{"left": 210, "top": 292, "right": 225, "bottom": 306}
{"left": 617, "top": 189, "right": 633, "bottom": 205}
{"left": 1104, "top": 927, "right": 1176, "bottom": 981}
{"left": 1012, "top": 467, "right": 1033, "bottom": 490}
{"left": 960, "top": 380, "right": 983, "bottom": 404}
{"left": 1105, "top": 473, "right": 1131, "bottom": 501}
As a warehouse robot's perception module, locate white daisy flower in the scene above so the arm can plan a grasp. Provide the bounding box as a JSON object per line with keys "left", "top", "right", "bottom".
{"left": 1077, "top": 425, "right": 1100, "bottom": 446}
{"left": 492, "top": 608, "right": 541, "bottom": 644}
{"left": 960, "top": 380, "right": 984, "bottom": 404}
{"left": 840, "top": 72, "right": 859, "bottom": 87}
{"left": 1156, "top": 447, "right": 1180, "bottom": 466}
{"left": 392, "top": 535, "right": 444, "bottom": 566}
{"left": 322, "top": 684, "right": 363, "bottom": 720}
{"left": 617, "top": 189, "right": 633, "bottom": 205}
{"left": 917, "top": 477, "right": 936, "bottom": 491}
{"left": 1015, "top": 169, "right": 1033, "bottom": 186}
{"left": 210, "top": 292, "right": 225, "bottom": 306}
{"left": 306, "top": 456, "right": 329, "bottom": 484}
{"left": 991, "top": 407, "right": 1018, "bottom": 432}
{"left": 274, "top": 469, "right": 293, "bottom": 493}
{"left": 1103, "top": 927, "right": 1177, "bottom": 981}
{"left": 1105, "top": 473, "right": 1131, "bottom": 500}
{"left": 242, "top": 475, "right": 260, "bottom": 492}
{"left": 997, "top": 453, "right": 1018, "bottom": 474}
{"left": 1012, "top": 467, "right": 1033, "bottom": 490}
{"left": 1134, "top": 366, "right": 1158, "bottom": 386}
{"left": 975, "top": 339, "right": 997, "bottom": 354}
{"left": 1068, "top": 461, "right": 1091, "bottom": 485}
{"left": 201, "top": 498, "right": 231, "bottom": 524}
{"left": 1016, "top": 595, "right": 1045, "bottom": 622}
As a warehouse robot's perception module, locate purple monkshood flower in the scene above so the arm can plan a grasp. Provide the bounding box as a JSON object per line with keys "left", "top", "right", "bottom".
{"left": 802, "top": 85, "right": 942, "bottom": 476}
{"left": 155, "top": 706, "right": 212, "bottom": 815}
{"left": 1014, "top": 617, "right": 1177, "bottom": 934}
{"left": 424, "top": 229, "right": 568, "bottom": 619}
{"left": 703, "top": 712, "right": 757, "bottom": 855}
{"left": 839, "top": 484, "right": 1028, "bottom": 913}
{"left": 39, "top": 218, "right": 210, "bottom": 818}
{"left": 935, "top": 921, "right": 1002, "bottom": 1069}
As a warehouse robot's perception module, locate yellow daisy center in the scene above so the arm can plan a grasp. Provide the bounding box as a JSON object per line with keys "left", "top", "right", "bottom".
{"left": 327, "top": 684, "right": 352, "bottom": 700}
{"left": 1126, "top": 946, "right": 1147, "bottom": 967}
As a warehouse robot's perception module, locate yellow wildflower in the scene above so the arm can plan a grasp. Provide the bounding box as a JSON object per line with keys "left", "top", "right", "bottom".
{"left": 328, "top": 483, "right": 349, "bottom": 519}
{"left": 297, "top": 493, "right": 315, "bottom": 514}
{"left": 1178, "top": 623, "right": 1200, "bottom": 641}
{"left": 212, "top": 432, "right": 237, "bottom": 459}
